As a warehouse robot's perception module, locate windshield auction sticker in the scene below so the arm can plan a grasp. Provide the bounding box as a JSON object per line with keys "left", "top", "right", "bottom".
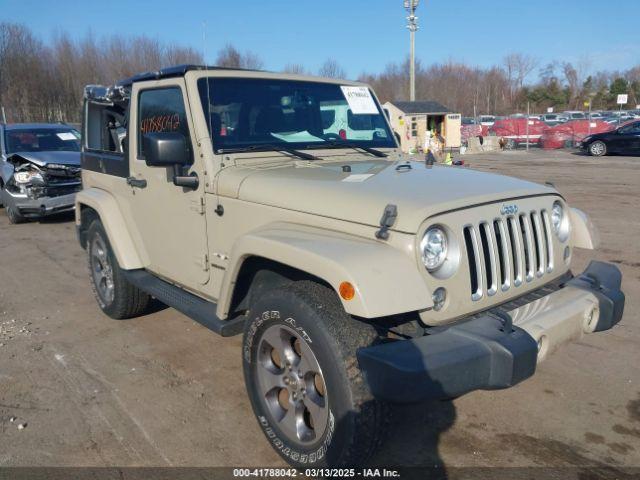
{"left": 340, "top": 86, "right": 378, "bottom": 114}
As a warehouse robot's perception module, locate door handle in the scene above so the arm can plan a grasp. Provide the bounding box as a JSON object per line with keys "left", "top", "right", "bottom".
{"left": 126, "top": 176, "right": 147, "bottom": 188}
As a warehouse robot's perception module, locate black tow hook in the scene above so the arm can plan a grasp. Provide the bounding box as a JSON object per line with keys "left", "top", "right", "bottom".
{"left": 495, "top": 310, "right": 514, "bottom": 334}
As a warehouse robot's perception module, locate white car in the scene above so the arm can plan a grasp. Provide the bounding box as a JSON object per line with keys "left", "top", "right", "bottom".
{"left": 562, "top": 111, "right": 586, "bottom": 120}
{"left": 478, "top": 115, "right": 495, "bottom": 126}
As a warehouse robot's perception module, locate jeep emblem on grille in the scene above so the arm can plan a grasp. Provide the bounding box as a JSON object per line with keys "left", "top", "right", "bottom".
{"left": 500, "top": 204, "right": 518, "bottom": 215}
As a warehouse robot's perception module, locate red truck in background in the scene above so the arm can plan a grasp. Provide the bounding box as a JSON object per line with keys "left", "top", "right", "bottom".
{"left": 489, "top": 118, "right": 547, "bottom": 148}
{"left": 539, "top": 120, "right": 614, "bottom": 149}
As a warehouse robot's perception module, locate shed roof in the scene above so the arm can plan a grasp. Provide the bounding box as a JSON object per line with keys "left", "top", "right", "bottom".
{"left": 391, "top": 100, "right": 452, "bottom": 114}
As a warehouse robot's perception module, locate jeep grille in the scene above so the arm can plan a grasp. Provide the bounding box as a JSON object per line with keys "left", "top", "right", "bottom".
{"left": 463, "top": 209, "right": 554, "bottom": 301}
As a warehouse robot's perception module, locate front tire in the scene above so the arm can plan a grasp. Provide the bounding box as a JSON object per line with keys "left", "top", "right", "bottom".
{"left": 589, "top": 140, "right": 607, "bottom": 156}
{"left": 243, "top": 281, "right": 388, "bottom": 467}
{"left": 5, "top": 203, "right": 25, "bottom": 224}
{"left": 87, "top": 218, "right": 150, "bottom": 319}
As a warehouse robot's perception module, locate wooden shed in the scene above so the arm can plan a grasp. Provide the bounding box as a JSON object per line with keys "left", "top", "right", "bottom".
{"left": 383, "top": 100, "right": 461, "bottom": 153}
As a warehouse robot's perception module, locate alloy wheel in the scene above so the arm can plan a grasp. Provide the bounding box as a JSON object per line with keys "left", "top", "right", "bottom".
{"left": 256, "top": 324, "right": 329, "bottom": 444}
{"left": 590, "top": 142, "right": 605, "bottom": 156}
{"left": 90, "top": 233, "right": 115, "bottom": 305}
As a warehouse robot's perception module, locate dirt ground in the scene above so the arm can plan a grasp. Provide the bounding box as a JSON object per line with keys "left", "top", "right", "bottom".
{"left": 0, "top": 149, "right": 638, "bottom": 472}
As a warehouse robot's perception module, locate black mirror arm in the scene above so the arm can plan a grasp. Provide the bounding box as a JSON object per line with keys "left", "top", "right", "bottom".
{"left": 173, "top": 171, "right": 199, "bottom": 189}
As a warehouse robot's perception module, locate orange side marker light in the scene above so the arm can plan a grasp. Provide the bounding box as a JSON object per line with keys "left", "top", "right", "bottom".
{"left": 339, "top": 281, "right": 355, "bottom": 301}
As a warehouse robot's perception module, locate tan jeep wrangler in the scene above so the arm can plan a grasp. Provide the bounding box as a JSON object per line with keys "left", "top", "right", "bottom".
{"left": 76, "top": 65, "right": 625, "bottom": 467}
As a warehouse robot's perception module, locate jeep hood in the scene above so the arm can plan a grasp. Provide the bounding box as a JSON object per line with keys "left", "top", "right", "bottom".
{"left": 8, "top": 151, "right": 81, "bottom": 167}
{"left": 221, "top": 159, "right": 556, "bottom": 233}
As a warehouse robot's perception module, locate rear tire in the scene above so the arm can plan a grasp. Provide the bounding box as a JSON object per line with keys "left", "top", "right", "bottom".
{"left": 87, "top": 218, "right": 150, "bottom": 319}
{"left": 243, "top": 281, "right": 389, "bottom": 467}
{"left": 589, "top": 140, "right": 607, "bottom": 156}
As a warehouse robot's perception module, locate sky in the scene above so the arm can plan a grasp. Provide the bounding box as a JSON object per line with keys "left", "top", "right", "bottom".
{"left": 2, "top": 0, "right": 639, "bottom": 81}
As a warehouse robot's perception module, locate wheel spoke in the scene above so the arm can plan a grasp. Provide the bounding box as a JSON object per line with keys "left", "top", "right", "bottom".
{"left": 303, "top": 394, "right": 327, "bottom": 435}
{"left": 258, "top": 364, "right": 283, "bottom": 394}
{"left": 261, "top": 327, "right": 292, "bottom": 365}
{"left": 278, "top": 404, "right": 299, "bottom": 437}
{"left": 296, "top": 339, "right": 321, "bottom": 375}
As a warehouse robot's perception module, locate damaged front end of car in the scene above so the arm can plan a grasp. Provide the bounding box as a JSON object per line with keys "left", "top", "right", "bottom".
{"left": 3, "top": 154, "right": 82, "bottom": 219}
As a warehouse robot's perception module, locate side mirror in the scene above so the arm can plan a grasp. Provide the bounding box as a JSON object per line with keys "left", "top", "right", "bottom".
{"left": 143, "top": 131, "right": 189, "bottom": 167}
{"left": 142, "top": 132, "right": 198, "bottom": 189}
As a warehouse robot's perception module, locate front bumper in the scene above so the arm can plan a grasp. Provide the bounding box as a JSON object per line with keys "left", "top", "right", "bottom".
{"left": 357, "top": 261, "right": 624, "bottom": 403}
{"left": 3, "top": 189, "right": 77, "bottom": 218}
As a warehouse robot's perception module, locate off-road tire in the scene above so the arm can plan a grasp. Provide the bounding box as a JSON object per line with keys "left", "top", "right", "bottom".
{"left": 86, "top": 218, "right": 150, "bottom": 319}
{"left": 243, "top": 281, "right": 389, "bottom": 467}
{"left": 589, "top": 140, "right": 607, "bottom": 156}
{"left": 5, "top": 202, "right": 25, "bottom": 224}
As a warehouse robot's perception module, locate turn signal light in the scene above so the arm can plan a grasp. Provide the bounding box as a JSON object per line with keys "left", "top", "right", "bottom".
{"left": 339, "top": 281, "right": 355, "bottom": 301}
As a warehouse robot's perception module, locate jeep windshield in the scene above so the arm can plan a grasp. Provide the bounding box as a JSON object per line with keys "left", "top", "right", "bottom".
{"left": 197, "top": 77, "right": 395, "bottom": 154}
{"left": 4, "top": 127, "right": 80, "bottom": 154}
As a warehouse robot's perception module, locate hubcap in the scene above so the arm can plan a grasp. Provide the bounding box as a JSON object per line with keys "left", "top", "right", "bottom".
{"left": 90, "top": 233, "right": 115, "bottom": 305}
{"left": 591, "top": 142, "right": 604, "bottom": 155}
{"left": 256, "top": 324, "right": 328, "bottom": 444}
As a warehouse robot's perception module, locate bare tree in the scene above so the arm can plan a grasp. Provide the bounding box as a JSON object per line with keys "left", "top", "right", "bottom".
{"left": 318, "top": 59, "right": 346, "bottom": 79}
{"left": 215, "top": 44, "right": 242, "bottom": 68}
{"left": 283, "top": 63, "right": 307, "bottom": 75}
{"left": 215, "top": 44, "right": 263, "bottom": 69}
{"left": 1, "top": 22, "right": 638, "bottom": 123}
{"left": 562, "top": 62, "right": 579, "bottom": 108}
{"left": 504, "top": 53, "right": 538, "bottom": 104}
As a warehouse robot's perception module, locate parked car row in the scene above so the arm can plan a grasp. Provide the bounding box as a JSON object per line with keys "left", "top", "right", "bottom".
{"left": 461, "top": 114, "right": 640, "bottom": 155}
{"left": 464, "top": 110, "right": 640, "bottom": 129}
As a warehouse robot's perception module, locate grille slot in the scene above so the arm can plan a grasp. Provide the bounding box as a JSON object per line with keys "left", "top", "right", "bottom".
{"left": 541, "top": 210, "right": 554, "bottom": 272}
{"left": 531, "top": 211, "right": 546, "bottom": 276}
{"left": 464, "top": 210, "right": 555, "bottom": 301}
{"left": 463, "top": 225, "right": 484, "bottom": 300}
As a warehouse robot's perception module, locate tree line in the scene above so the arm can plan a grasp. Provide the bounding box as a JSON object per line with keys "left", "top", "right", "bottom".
{"left": 1, "top": 21, "right": 639, "bottom": 123}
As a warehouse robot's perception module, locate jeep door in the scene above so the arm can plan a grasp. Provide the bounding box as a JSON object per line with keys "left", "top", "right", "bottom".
{"left": 127, "top": 79, "right": 210, "bottom": 291}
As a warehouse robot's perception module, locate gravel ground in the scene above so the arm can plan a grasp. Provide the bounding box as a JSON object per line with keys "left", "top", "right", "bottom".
{"left": 0, "top": 149, "right": 638, "bottom": 473}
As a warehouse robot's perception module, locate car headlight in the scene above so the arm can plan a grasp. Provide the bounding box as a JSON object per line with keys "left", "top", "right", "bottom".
{"left": 551, "top": 201, "right": 569, "bottom": 241}
{"left": 13, "top": 170, "right": 43, "bottom": 184}
{"left": 420, "top": 226, "right": 448, "bottom": 271}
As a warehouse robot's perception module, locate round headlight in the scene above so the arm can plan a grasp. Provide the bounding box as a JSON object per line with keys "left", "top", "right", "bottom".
{"left": 551, "top": 201, "right": 569, "bottom": 241}
{"left": 13, "top": 170, "right": 42, "bottom": 184}
{"left": 14, "top": 171, "right": 33, "bottom": 184}
{"left": 420, "top": 227, "right": 448, "bottom": 271}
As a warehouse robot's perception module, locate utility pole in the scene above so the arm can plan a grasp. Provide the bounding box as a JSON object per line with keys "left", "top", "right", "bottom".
{"left": 526, "top": 101, "right": 530, "bottom": 152}
{"left": 404, "top": 0, "right": 420, "bottom": 101}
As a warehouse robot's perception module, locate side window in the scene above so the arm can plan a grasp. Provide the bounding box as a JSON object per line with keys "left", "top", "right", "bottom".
{"left": 138, "top": 87, "right": 191, "bottom": 159}
{"left": 621, "top": 122, "right": 640, "bottom": 134}
{"left": 85, "top": 102, "right": 127, "bottom": 154}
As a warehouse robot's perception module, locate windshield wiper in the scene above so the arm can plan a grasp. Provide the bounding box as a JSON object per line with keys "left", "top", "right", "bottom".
{"left": 312, "top": 140, "right": 388, "bottom": 158}
{"left": 219, "top": 144, "right": 319, "bottom": 161}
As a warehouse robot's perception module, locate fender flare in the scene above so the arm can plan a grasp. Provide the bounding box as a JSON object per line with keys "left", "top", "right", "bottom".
{"left": 75, "top": 188, "right": 145, "bottom": 269}
{"left": 569, "top": 207, "right": 599, "bottom": 250}
{"left": 217, "top": 223, "right": 432, "bottom": 319}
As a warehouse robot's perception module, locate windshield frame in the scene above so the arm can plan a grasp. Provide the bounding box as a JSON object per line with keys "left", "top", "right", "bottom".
{"left": 196, "top": 76, "right": 397, "bottom": 154}
{"left": 3, "top": 127, "right": 81, "bottom": 154}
